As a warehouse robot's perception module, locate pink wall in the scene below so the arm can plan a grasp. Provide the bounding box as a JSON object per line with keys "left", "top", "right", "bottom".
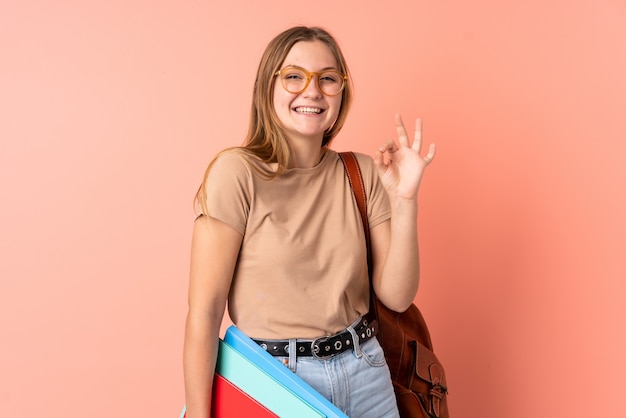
{"left": 1, "top": 1, "right": 625, "bottom": 417}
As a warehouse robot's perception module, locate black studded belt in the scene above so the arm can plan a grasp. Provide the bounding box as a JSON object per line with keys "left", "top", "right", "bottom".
{"left": 253, "top": 316, "right": 378, "bottom": 359}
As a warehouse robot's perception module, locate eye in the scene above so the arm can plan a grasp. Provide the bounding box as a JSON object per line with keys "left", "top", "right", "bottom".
{"left": 319, "top": 72, "right": 341, "bottom": 83}
{"left": 283, "top": 70, "right": 305, "bottom": 80}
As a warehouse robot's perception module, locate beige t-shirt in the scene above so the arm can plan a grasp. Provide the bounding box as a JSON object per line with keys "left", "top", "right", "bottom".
{"left": 203, "top": 149, "right": 391, "bottom": 339}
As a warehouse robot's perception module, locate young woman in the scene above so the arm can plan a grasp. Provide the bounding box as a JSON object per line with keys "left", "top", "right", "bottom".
{"left": 183, "top": 26, "right": 435, "bottom": 418}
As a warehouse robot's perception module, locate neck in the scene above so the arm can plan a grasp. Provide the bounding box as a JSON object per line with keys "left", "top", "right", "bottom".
{"left": 286, "top": 135, "right": 325, "bottom": 168}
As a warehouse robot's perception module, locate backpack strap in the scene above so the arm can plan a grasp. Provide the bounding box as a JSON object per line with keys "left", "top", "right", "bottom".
{"left": 338, "top": 152, "right": 378, "bottom": 321}
{"left": 338, "top": 152, "right": 370, "bottom": 255}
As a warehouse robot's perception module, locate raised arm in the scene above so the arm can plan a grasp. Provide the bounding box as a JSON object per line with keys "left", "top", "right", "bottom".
{"left": 183, "top": 215, "right": 243, "bottom": 418}
{"left": 370, "top": 114, "right": 436, "bottom": 312}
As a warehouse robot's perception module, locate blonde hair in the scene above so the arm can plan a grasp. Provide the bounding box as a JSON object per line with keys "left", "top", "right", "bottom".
{"left": 195, "top": 26, "right": 353, "bottom": 216}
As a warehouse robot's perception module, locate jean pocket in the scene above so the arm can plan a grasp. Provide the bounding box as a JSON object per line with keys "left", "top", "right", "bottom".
{"left": 359, "top": 339, "right": 387, "bottom": 367}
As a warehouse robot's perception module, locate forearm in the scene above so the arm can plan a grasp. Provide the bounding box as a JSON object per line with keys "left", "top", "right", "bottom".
{"left": 378, "top": 197, "right": 420, "bottom": 312}
{"left": 183, "top": 312, "right": 221, "bottom": 418}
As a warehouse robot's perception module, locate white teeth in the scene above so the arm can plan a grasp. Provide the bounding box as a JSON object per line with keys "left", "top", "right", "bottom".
{"left": 295, "top": 107, "right": 322, "bottom": 114}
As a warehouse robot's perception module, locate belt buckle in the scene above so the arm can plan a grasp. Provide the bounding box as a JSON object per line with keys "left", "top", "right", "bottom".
{"left": 311, "top": 335, "right": 336, "bottom": 360}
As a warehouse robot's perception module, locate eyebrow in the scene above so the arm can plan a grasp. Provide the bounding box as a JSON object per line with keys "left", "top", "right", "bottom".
{"left": 282, "top": 64, "right": 340, "bottom": 72}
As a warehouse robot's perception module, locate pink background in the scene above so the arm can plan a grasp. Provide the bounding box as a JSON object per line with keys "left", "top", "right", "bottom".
{"left": 2, "top": 1, "right": 625, "bottom": 417}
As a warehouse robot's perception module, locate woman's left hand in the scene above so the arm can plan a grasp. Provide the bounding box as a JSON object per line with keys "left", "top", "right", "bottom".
{"left": 373, "top": 114, "right": 436, "bottom": 200}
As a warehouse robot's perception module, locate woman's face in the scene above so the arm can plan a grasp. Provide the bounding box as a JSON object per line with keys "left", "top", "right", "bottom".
{"left": 273, "top": 40, "right": 343, "bottom": 145}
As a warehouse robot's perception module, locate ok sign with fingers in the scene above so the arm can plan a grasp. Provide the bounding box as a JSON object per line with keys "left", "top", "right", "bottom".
{"left": 373, "top": 114, "right": 436, "bottom": 200}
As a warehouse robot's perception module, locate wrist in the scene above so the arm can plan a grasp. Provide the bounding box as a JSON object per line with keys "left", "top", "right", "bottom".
{"left": 389, "top": 195, "right": 418, "bottom": 216}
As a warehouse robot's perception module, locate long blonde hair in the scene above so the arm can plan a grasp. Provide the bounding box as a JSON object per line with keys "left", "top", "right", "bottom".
{"left": 195, "top": 26, "right": 353, "bottom": 215}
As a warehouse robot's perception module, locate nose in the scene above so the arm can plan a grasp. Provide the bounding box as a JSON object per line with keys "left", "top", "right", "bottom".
{"left": 301, "top": 75, "right": 323, "bottom": 98}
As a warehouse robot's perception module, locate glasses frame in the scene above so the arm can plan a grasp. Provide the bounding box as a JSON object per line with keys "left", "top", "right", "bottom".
{"left": 274, "top": 66, "right": 348, "bottom": 97}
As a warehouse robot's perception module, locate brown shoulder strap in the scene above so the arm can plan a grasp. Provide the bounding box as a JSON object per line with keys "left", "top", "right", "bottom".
{"left": 339, "top": 152, "right": 379, "bottom": 322}
{"left": 338, "top": 152, "right": 370, "bottom": 250}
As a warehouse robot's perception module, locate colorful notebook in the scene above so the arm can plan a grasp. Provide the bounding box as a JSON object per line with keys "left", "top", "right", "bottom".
{"left": 223, "top": 326, "right": 348, "bottom": 418}
{"left": 215, "top": 340, "right": 324, "bottom": 417}
{"left": 180, "top": 326, "right": 348, "bottom": 418}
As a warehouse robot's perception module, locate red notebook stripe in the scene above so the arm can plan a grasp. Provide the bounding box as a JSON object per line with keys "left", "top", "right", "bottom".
{"left": 183, "top": 373, "right": 278, "bottom": 418}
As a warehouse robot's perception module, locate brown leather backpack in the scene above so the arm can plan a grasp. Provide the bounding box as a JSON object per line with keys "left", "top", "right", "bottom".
{"left": 340, "top": 152, "right": 450, "bottom": 418}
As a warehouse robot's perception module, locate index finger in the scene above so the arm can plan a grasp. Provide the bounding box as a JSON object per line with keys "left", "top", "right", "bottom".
{"left": 395, "top": 113, "right": 410, "bottom": 147}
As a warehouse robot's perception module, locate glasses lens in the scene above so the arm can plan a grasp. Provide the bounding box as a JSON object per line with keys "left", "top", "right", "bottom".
{"left": 280, "top": 68, "right": 307, "bottom": 94}
{"left": 318, "top": 71, "right": 345, "bottom": 96}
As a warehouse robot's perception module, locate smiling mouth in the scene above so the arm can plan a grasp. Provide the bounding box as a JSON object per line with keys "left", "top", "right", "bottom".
{"left": 293, "top": 106, "right": 325, "bottom": 114}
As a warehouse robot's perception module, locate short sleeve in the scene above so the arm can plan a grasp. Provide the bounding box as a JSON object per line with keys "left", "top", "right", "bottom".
{"left": 202, "top": 150, "right": 251, "bottom": 235}
{"left": 354, "top": 153, "right": 391, "bottom": 228}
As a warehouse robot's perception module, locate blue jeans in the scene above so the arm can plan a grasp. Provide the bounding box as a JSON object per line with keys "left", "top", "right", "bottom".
{"left": 275, "top": 321, "right": 400, "bottom": 417}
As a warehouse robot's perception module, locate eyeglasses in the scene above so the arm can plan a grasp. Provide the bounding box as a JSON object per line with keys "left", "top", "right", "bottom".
{"left": 274, "top": 66, "right": 348, "bottom": 96}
